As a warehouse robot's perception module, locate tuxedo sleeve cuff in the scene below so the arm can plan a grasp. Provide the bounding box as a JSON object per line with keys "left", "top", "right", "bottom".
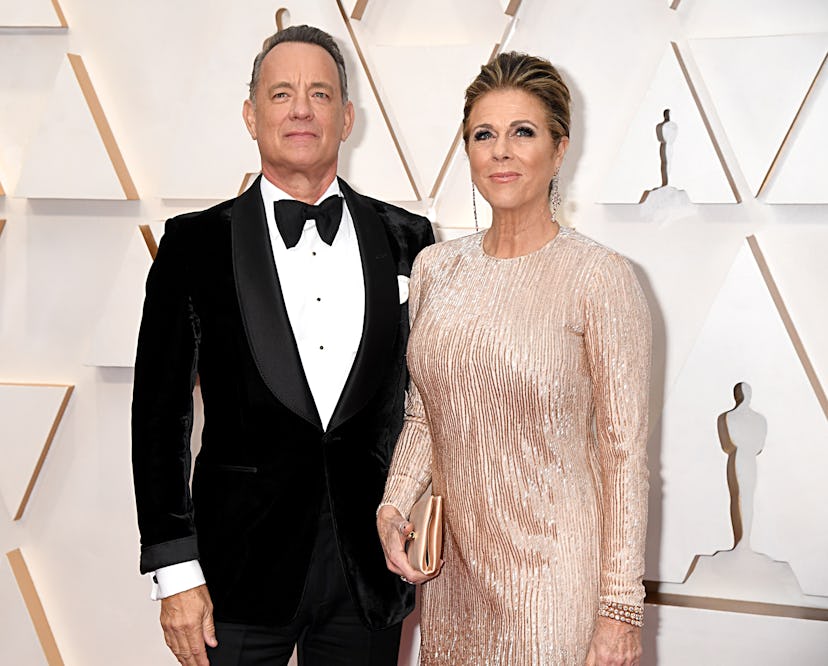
{"left": 139, "top": 535, "right": 200, "bottom": 574}
{"left": 151, "top": 560, "right": 206, "bottom": 600}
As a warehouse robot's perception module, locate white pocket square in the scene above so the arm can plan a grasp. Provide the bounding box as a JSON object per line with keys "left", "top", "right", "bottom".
{"left": 397, "top": 275, "right": 410, "bottom": 304}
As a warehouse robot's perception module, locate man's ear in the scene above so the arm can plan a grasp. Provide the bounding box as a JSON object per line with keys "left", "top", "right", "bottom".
{"left": 340, "top": 100, "right": 355, "bottom": 142}
{"left": 243, "top": 98, "right": 257, "bottom": 140}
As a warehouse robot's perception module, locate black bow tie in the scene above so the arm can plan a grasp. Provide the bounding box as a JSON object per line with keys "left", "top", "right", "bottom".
{"left": 273, "top": 195, "right": 344, "bottom": 249}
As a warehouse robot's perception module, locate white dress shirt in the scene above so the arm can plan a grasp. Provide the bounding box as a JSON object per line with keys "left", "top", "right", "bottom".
{"left": 152, "top": 175, "right": 365, "bottom": 600}
{"left": 263, "top": 176, "right": 365, "bottom": 429}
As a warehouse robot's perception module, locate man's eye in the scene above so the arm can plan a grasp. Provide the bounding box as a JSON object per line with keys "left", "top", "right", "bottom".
{"left": 313, "top": 91, "right": 330, "bottom": 99}
{"left": 473, "top": 130, "right": 493, "bottom": 141}
{"left": 273, "top": 91, "right": 288, "bottom": 99}
{"left": 515, "top": 126, "right": 535, "bottom": 137}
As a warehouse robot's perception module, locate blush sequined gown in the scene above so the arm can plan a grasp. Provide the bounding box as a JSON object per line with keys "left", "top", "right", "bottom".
{"left": 382, "top": 228, "right": 652, "bottom": 665}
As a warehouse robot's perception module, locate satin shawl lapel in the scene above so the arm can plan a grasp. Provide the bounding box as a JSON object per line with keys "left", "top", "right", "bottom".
{"left": 231, "top": 175, "right": 321, "bottom": 429}
{"left": 328, "top": 179, "right": 397, "bottom": 432}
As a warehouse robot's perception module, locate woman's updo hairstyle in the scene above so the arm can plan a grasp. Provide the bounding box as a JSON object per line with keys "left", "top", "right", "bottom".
{"left": 462, "top": 51, "right": 571, "bottom": 147}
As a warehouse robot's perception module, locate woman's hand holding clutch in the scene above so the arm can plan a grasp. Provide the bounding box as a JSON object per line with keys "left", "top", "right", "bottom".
{"left": 376, "top": 505, "right": 443, "bottom": 585}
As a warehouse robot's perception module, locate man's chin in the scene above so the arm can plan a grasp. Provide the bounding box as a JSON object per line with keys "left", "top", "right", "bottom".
{"left": 278, "top": 145, "right": 323, "bottom": 161}
{"left": 266, "top": 155, "right": 339, "bottom": 181}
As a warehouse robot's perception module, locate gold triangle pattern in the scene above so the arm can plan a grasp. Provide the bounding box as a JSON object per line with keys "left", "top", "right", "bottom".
{"left": 350, "top": 0, "right": 369, "bottom": 20}
{"left": 747, "top": 235, "right": 828, "bottom": 420}
{"left": 598, "top": 42, "right": 738, "bottom": 203}
{"left": 66, "top": 54, "right": 138, "bottom": 200}
{"left": 335, "top": 0, "right": 421, "bottom": 199}
{"left": 238, "top": 172, "right": 259, "bottom": 197}
{"left": 690, "top": 34, "right": 827, "bottom": 198}
{"left": 139, "top": 224, "right": 159, "bottom": 260}
{"left": 759, "top": 55, "right": 828, "bottom": 203}
{"left": 343, "top": 0, "right": 522, "bottom": 201}
{"left": 649, "top": 239, "right": 828, "bottom": 591}
{"left": 6, "top": 549, "right": 65, "bottom": 665}
{"left": 84, "top": 228, "right": 154, "bottom": 367}
{"left": 0, "top": 0, "right": 67, "bottom": 28}
{"left": 0, "top": 383, "right": 74, "bottom": 521}
{"left": 504, "top": 0, "right": 522, "bottom": 16}
{"left": 50, "top": 0, "right": 66, "bottom": 27}
{"left": 15, "top": 54, "right": 139, "bottom": 200}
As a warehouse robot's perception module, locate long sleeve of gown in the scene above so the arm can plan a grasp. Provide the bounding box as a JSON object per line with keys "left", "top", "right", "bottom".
{"left": 584, "top": 251, "right": 652, "bottom": 613}
{"left": 381, "top": 253, "right": 434, "bottom": 516}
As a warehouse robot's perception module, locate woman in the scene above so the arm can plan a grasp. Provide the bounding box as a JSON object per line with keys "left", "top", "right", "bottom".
{"left": 377, "top": 52, "right": 651, "bottom": 665}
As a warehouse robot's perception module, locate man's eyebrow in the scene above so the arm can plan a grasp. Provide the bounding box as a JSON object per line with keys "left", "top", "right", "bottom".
{"left": 266, "top": 82, "right": 336, "bottom": 93}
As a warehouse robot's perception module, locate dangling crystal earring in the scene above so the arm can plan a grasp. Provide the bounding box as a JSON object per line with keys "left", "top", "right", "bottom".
{"left": 549, "top": 169, "right": 562, "bottom": 223}
{"left": 471, "top": 179, "right": 480, "bottom": 232}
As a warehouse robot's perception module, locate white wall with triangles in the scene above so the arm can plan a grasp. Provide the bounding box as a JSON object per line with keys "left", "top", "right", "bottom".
{"left": 0, "top": 384, "right": 72, "bottom": 521}
{"left": 689, "top": 34, "right": 827, "bottom": 198}
{"left": 16, "top": 55, "right": 137, "bottom": 200}
{"left": 350, "top": 0, "right": 511, "bottom": 197}
{"left": 598, "top": 44, "right": 737, "bottom": 203}
{"left": 650, "top": 241, "right": 828, "bottom": 592}
{"left": 0, "top": 0, "right": 65, "bottom": 28}
{"left": 765, "top": 58, "right": 828, "bottom": 203}
{"left": 0, "top": 561, "right": 49, "bottom": 666}
{"left": 1, "top": 1, "right": 827, "bottom": 665}
{"left": 84, "top": 227, "right": 154, "bottom": 368}
{"left": 681, "top": 0, "right": 827, "bottom": 38}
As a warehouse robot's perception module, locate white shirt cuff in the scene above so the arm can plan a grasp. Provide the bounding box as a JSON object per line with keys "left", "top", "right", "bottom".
{"left": 150, "top": 560, "right": 206, "bottom": 600}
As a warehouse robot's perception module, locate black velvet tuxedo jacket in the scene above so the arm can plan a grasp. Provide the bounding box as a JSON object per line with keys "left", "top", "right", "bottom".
{"left": 131, "top": 176, "right": 434, "bottom": 629}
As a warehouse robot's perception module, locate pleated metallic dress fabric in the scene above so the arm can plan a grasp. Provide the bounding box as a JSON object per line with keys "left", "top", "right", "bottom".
{"left": 382, "top": 227, "right": 652, "bottom": 665}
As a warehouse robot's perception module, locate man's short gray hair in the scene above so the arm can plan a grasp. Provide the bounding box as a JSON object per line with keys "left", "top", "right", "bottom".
{"left": 248, "top": 25, "right": 349, "bottom": 103}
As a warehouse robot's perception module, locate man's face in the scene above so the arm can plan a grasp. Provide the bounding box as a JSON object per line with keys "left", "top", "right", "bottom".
{"left": 243, "top": 41, "right": 354, "bottom": 185}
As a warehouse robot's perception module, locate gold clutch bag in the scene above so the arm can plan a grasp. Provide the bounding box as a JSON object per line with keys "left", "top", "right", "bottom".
{"left": 407, "top": 491, "right": 444, "bottom": 575}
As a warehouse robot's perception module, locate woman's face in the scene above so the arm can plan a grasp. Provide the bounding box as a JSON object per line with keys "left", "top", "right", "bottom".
{"left": 466, "top": 88, "right": 568, "bottom": 215}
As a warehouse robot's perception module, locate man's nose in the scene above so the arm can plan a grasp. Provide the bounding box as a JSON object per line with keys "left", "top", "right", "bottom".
{"left": 290, "top": 94, "right": 313, "bottom": 119}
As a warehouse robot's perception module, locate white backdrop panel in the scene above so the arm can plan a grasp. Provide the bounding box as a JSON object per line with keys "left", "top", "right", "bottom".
{"left": 0, "top": 384, "right": 69, "bottom": 521}
{"left": 599, "top": 45, "right": 736, "bottom": 204}
{"left": 85, "top": 226, "right": 154, "bottom": 368}
{"left": 0, "top": 558, "right": 49, "bottom": 666}
{"left": 765, "top": 62, "right": 828, "bottom": 204}
{"left": 365, "top": 43, "right": 490, "bottom": 196}
{"left": 641, "top": 603, "right": 828, "bottom": 665}
{"left": 0, "top": 0, "right": 64, "bottom": 28}
{"left": 651, "top": 242, "right": 828, "bottom": 594}
{"left": 754, "top": 226, "right": 828, "bottom": 394}
{"left": 690, "top": 34, "right": 828, "bottom": 197}
{"left": 16, "top": 56, "right": 129, "bottom": 200}
{"left": 681, "top": 0, "right": 828, "bottom": 38}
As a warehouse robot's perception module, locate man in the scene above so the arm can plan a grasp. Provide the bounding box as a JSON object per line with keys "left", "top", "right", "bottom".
{"left": 132, "top": 25, "right": 433, "bottom": 666}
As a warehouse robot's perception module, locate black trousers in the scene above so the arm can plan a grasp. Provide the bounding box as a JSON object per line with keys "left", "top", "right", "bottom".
{"left": 206, "top": 504, "right": 402, "bottom": 666}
